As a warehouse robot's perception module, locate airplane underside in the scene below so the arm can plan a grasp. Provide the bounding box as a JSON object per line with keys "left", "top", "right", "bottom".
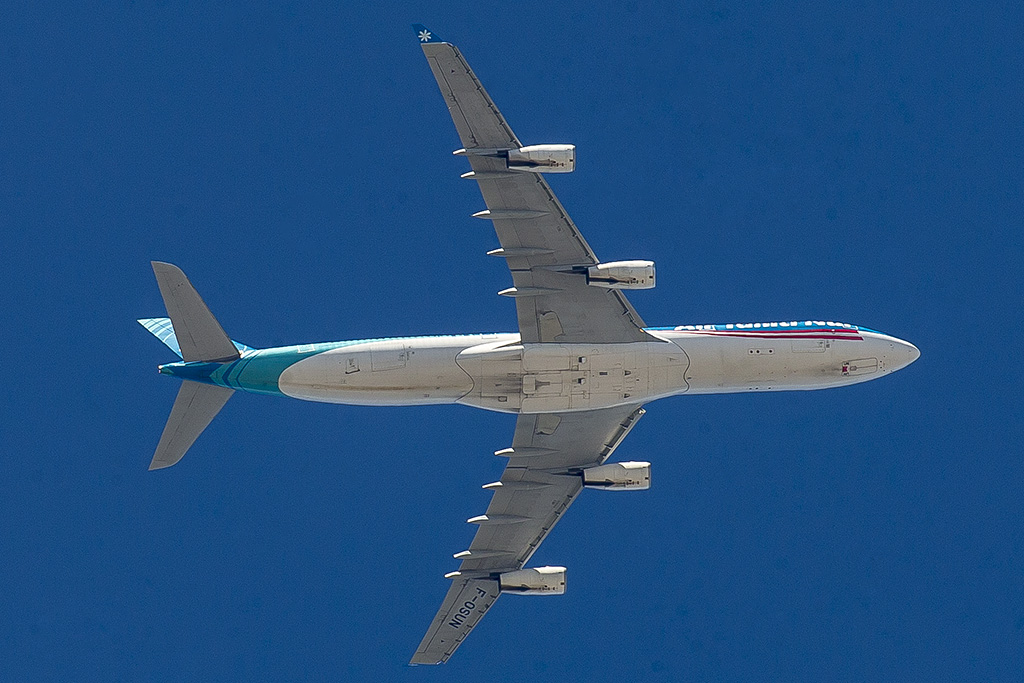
{"left": 139, "top": 24, "right": 921, "bottom": 665}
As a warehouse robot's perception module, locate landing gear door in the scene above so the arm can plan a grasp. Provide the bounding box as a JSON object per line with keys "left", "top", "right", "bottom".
{"left": 521, "top": 345, "right": 571, "bottom": 413}
{"left": 370, "top": 341, "right": 408, "bottom": 371}
{"left": 522, "top": 345, "right": 570, "bottom": 372}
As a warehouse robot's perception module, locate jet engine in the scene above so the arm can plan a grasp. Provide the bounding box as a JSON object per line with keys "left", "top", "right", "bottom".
{"left": 582, "top": 461, "right": 651, "bottom": 490}
{"left": 498, "top": 566, "right": 566, "bottom": 595}
{"left": 586, "top": 261, "right": 656, "bottom": 289}
{"left": 506, "top": 144, "right": 575, "bottom": 173}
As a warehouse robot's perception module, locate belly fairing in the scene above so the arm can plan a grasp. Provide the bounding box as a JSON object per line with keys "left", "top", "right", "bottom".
{"left": 455, "top": 338, "right": 690, "bottom": 414}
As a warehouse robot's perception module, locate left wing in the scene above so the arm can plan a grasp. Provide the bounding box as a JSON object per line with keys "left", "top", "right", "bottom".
{"left": 415, "top": 24, "right": 651, "bottom": 344}
{"left": 411, "top": 404, "right": 646, "bottom": 665}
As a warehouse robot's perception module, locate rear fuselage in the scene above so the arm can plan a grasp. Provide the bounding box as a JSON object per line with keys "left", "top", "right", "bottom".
{"left": 160, "top": 321, "right": 919, "bottom": 414}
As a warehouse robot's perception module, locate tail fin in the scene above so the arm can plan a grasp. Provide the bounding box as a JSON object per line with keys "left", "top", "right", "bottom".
{"left": 144, "top": 261, "right": 239, "bottom": 470}
{"left": 150, "top": 261, "right": 239, "bottom": 363}
{"left": 150, "top": 382, "right": 234, "bottom": 469}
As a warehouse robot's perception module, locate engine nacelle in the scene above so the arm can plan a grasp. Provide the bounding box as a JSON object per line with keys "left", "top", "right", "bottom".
{"left": 498, "top": 566, "right": 566, "bottom": 595}
{"left": 507, "top": 144, "right": 575, "bottom": 173}
{"left": 586, "top": 261, "right": 656, "bottom": 289}
{"left": 582, "top": 461, "right": 651, "bottom": 490}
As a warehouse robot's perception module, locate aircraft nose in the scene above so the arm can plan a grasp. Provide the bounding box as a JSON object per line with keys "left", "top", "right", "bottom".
{"left": 892, "top": 338, "right": 920, "bottom": 371}
{"left": 905, "top": 341, "right": 921, "bottom": 364}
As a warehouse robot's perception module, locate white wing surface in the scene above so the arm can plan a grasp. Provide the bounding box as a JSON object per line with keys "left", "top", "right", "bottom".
{"left": 416, "top": 25, "right": 650, "bottom": 344}
{"left": 411, "top": 403, "right": 645, "bottom": 664}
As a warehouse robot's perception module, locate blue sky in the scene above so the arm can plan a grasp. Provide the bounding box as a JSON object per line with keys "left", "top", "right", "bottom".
{"left": 2, "top": 2, "right": 1022, "bottom": 681}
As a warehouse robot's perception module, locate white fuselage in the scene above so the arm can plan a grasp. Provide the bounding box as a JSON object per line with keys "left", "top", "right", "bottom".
{"left": 276, "top": 325, "right": 920, "bottom": 414}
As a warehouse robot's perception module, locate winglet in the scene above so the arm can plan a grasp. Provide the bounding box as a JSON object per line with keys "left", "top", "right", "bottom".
{"left": 412, "top": 24, "right": 443, "bottom": 44}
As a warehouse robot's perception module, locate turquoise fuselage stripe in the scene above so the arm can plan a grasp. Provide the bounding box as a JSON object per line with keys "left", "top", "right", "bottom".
{"left": 159, "top": 340, "right": 364, "bottom": 396}
{"left": 158, "top": 335, "right": 501, "bottom": 396}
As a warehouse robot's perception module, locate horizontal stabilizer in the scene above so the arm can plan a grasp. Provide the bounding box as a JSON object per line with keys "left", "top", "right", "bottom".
{"left": 150, "top": 381, "right": 234, "bottom": 470}
{"left": 151, "top": 262, "right": 239, "bottom": 363}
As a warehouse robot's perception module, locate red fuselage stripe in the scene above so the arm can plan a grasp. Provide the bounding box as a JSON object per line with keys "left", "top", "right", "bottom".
{"left": 685, "top": 331, "right": 862, "bottom": 340}
{"left": 685, "top": 328, "right": 856, "bottom": 334}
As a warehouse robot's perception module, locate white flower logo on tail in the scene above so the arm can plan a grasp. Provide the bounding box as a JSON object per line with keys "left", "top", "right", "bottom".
{"left": 418, "top": 30, "right": 432, "bottom": 42}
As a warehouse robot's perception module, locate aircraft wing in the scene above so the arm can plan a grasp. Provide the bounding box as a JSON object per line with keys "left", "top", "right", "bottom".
{"left": 415, "top": 25, "right": 650, "bottom": 344}
{"left": 411, "top": 403, "right": 646, "bottom": 664}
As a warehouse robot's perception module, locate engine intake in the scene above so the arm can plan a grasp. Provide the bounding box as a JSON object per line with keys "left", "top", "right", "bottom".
{"left": 586, "top": 261, "right": 656, "bottom": 290}
{"left": 506, "top": 145, "right": 575, "bottom": 173}
{"left": 582, "top": 461, "right": 651, "bottom": 490}
{"left": 498, "top": 566, "right": 566, "bottom": 595}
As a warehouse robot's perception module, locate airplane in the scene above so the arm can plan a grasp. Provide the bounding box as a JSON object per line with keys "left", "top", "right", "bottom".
{"left": 138, "top": 25, "right": 920, "bottom": 665}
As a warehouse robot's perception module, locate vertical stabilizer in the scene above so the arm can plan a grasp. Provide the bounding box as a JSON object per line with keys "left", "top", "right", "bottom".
{"left": 150, "top": 381, "right": 234, "bottom": 470}
{"left": 151, "top": 262, "right": 240, "bottom": 363}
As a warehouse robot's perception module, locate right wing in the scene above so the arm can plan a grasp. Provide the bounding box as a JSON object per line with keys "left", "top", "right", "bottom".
{"left": 411, "top": 404, "right": 646, "bottom": 665}
{"left": 415, "top": 25, "right": 650, "bottom": 344}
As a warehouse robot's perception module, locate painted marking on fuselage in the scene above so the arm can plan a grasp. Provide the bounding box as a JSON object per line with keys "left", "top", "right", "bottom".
{"left": 683, "top": 330, "right": 863, "bottom": 340}
{"left": 659, "top": 321, "right": 865, "bottom": 341}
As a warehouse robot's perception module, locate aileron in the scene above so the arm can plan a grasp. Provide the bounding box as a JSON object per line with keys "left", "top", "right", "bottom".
{"left": 411, "top": 577, "right": 501, "bottom": 665}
